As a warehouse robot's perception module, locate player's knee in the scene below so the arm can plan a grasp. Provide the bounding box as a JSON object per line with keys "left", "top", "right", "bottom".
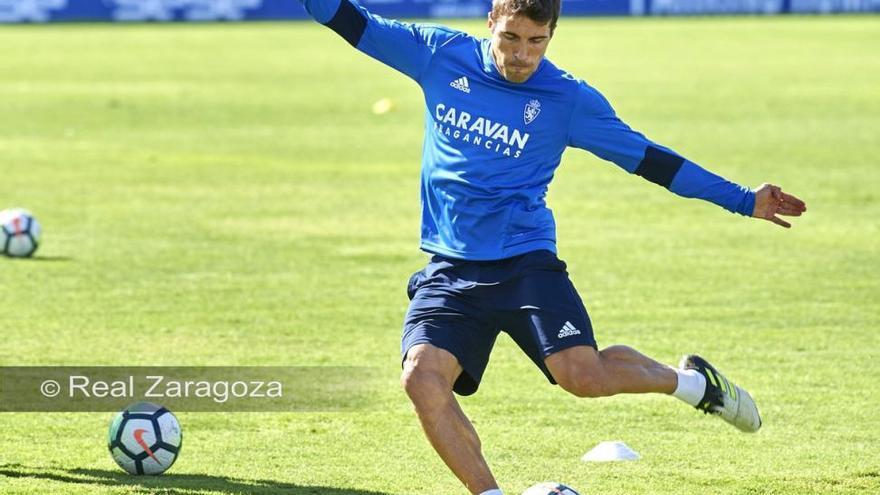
{"left": 400, "top": 362, "right": 453, "bottom": 407}
{"left": 599, "top": 344, "right": 636, "bottom": 361}
{"left": 556, "top": 366, "right": 610, "bottom": 398}
{"left": 560, "top": 376, "right": 609, "bottom": 398}
{"left": 401, "top": 345, "right": 458, "bottom": 402}
{"left": 548, "top": 347, "right": 611, "bottom": 398}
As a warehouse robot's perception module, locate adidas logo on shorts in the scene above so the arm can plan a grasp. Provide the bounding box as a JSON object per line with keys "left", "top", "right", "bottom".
{"left": 557, "top": 321, "right": 581, "bottom": 339}
{"left": 450, "top": 76, "right": 471, "bottom": 93}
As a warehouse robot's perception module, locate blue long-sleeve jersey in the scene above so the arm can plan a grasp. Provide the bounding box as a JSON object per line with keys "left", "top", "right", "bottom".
{"left": 299, "top": 0, "right": 756, "bottom": 260}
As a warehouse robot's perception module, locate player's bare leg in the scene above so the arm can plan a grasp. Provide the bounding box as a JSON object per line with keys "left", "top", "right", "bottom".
{"left": 401, "top": 344, "right": 498, "bottom": 495}
{"left": 546, "top": 345, "right": 677, "bottom": 397}
{"left": 546, "top": 345, "right": 761, "bottom": 432}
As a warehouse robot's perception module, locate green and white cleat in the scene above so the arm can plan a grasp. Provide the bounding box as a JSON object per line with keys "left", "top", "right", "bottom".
{"left": 680, "top": 355, "right": 762, "bottom": 433}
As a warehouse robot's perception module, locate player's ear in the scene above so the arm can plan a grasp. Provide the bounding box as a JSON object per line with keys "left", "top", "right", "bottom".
{"left": 487, "top": 12, "right": 495, "bottom": 32}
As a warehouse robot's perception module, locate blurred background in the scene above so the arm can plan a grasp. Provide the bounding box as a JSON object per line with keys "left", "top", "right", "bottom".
{"left": 0, "top": 0, "right": 877, "bottom": 23}
{"left": 1, "top": 1, "right": 878, "bottom": 494}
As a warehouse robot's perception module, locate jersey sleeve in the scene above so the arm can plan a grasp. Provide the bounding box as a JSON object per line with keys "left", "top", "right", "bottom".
{"left": 567, "top": 83, "right": 755, "bottom": 216}
{"left": 298, "top": 0, "right": 461, "bottom": 82}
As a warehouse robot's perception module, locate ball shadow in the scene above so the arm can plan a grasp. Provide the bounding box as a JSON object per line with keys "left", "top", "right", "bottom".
{"left": 28, "top": 255, "right": 75, "bottom": 262}
{"left": 2, "top": 255, "right": 74, "bottom": 262}
{"left": 0, "top": 464, "right": 394, "bottom": 495}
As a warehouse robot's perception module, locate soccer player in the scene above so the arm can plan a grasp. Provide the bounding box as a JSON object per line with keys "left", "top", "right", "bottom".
{"left": 297, "top": 0, "right": 807, "bottom": 493}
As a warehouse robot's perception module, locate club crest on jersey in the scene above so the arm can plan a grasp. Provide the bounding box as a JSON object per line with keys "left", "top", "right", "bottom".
{"left": 524, "top": 99, "right": 541, "bottom": 125}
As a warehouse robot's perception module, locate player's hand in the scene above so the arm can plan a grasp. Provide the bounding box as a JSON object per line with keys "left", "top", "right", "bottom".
{"left": 751, "top": 183, "right": 807, "bottom": 228}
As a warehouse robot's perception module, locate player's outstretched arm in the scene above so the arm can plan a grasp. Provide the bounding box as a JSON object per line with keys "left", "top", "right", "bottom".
{"left": 751, "top": 183, "right": 807, "bottom": 228}
{"left": 568, "top": 83, "right": 807, "bottom": 227}
{"left": 297, "top": 0, "right": 457, "bottom": 81}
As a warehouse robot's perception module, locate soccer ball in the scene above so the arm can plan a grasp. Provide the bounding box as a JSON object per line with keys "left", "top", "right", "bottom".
{"left": 108, "top": 402, "right": 182, "bottom": 475}
{"left": 0, "top": 208, "right": 41, "bottom": 258}
{"left": 522, "top": 482, "right": 581, "bottom": 495}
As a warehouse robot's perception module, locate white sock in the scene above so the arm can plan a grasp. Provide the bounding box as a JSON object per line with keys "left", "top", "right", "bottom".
{"left": 672, "top": 368, "right": 706, "bottom": 407}
{"left": 479, "top": 490, "right": 503, "bottom": 495}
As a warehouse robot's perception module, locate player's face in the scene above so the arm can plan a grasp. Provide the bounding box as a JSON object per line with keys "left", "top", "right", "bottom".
{"left": 488, "top": 13, "right": 552, "bottom": 83}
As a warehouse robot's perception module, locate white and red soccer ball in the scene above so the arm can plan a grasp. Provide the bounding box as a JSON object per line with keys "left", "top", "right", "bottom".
{"left": 0, "top": 208, "right": 41, "bottom": 258}
{"left": 523, "top": 482, "right": 581, "bottom": 495}
{"left": 108, "top": 402, "right": 182, "bottom": 475}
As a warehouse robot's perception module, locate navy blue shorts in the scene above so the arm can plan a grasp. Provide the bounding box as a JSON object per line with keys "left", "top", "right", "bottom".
{"left": 401, "top": 250, "right": 597, "bottom": 396}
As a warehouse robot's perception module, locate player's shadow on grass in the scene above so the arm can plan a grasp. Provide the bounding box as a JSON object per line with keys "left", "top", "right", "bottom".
{"left": 0, "top": 464, "right": 394, "bottom": 495}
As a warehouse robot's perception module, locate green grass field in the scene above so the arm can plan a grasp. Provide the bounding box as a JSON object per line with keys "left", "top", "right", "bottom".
{"left": 1, "top": 15, "right": 879, "bottom": 495}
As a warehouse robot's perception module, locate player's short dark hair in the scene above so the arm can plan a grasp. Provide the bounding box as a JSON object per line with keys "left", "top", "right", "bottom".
{"left": 490, "top": 0, "right": 561, "bottom": 33}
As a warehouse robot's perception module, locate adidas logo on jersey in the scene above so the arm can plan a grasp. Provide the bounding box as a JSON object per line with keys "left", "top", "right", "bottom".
{"left": 450, "top": 76, "right": 471, "bottom": 93}
{"left": 557, "top": 321, "right": 581, "bottom": 339}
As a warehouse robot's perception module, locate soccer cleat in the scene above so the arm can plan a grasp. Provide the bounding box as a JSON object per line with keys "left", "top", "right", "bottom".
{"left": 680, "top": 355, "right": 762, "bottom": 433}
